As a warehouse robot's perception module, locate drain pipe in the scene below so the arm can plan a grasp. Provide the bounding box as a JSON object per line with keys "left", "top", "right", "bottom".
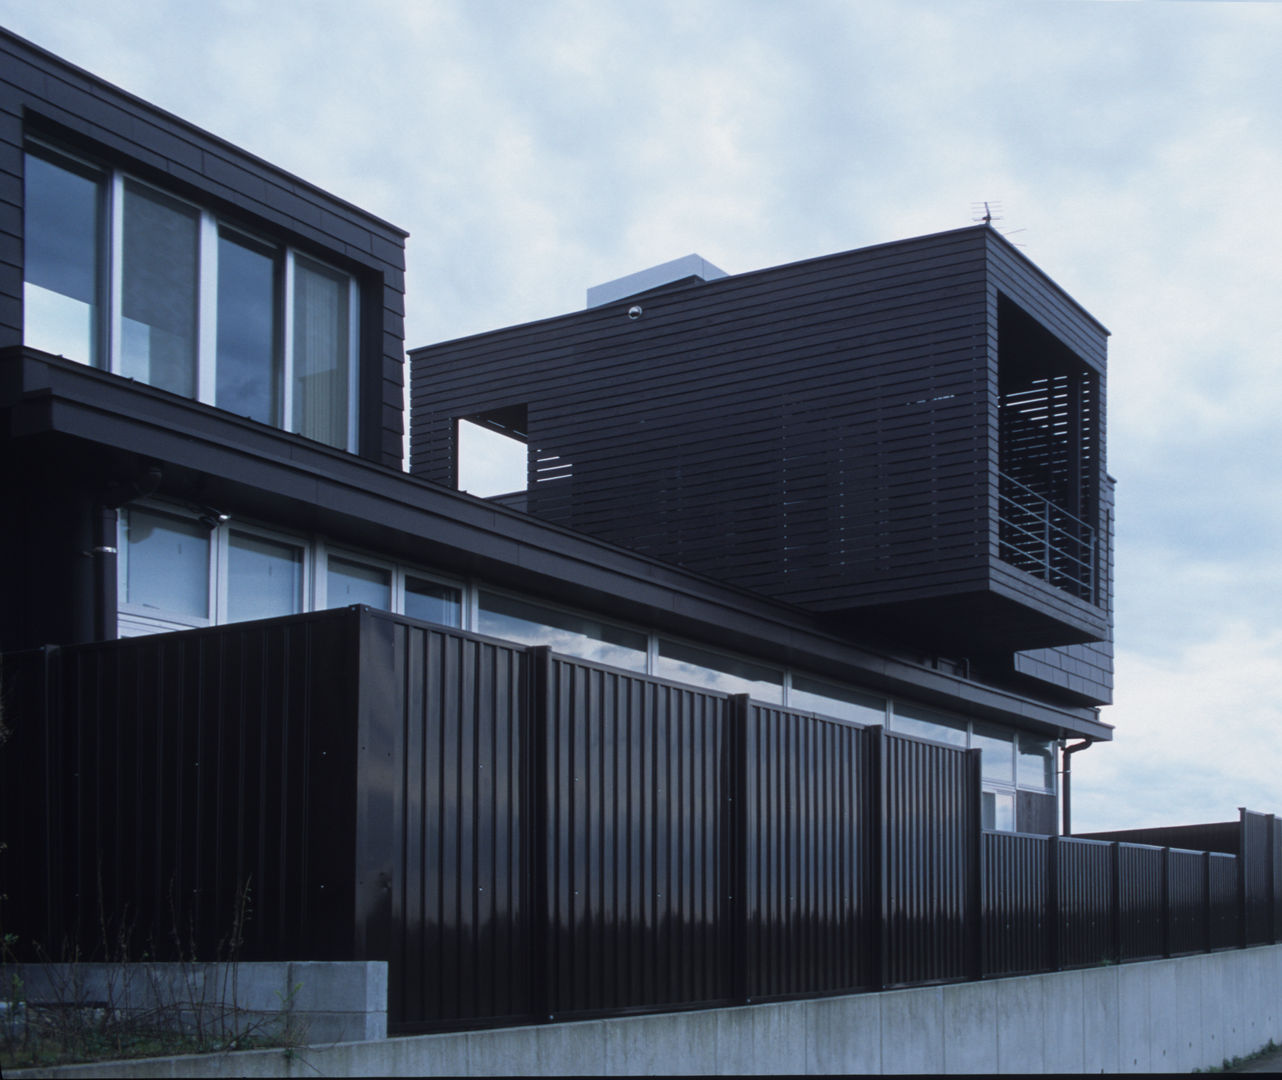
{"left": 1061, "top": 739, "right": 1094, "bottom": 835}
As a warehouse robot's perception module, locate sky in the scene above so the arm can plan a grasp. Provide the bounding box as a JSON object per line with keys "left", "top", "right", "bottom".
{"left": 3, "top": 0, "right": 1279, "bottom": 833}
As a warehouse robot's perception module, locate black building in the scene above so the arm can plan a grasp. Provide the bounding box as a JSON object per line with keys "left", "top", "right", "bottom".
{"left": 0, "top": 24, "right": 1166, "bottom": 1034}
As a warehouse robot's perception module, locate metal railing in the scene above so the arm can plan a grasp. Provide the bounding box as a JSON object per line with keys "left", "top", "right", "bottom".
{"left": 997, "top": 471, "right": 1096, "bottom": 602}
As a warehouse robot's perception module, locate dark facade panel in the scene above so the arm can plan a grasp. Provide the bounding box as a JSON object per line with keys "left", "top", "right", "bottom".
{"left": 0, "top": 612, "right": 362, "bottom": 964}
{"left": 1117, "top": 844, "right": 1165, "bottom": 960}
{"left": 537, "top": 653, "right": 732, "bottom": 1016}
{"left": 740, "top": 705, "right": 874, "bottom": 997}
{"left": 982, "top": 832, "right": 1050, "bottom": 976}
{"left": 1167, "top": 848, "right": 1209, "bottom": 956}
{"left": 412, "top": 225, "right": 1112, "bottom": 675}
{"left": 0, "top": 27, "right": 407, "bottom": 468}
{"left": 356, "top": 615, "right": 533, "bottom": 1030}
{"left": 880, "top": 733, "right": 979, "bottom": 986}
{"left": 1056, "top": 837, "right": 1115, "bottom": 967}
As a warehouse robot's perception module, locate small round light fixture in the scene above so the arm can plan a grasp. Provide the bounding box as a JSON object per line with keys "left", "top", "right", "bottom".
{"left": 627, "top": 305, "right": 643, "bottom": 320}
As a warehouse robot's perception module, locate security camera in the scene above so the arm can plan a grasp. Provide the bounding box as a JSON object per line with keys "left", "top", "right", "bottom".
{"left": 628, "top": 305, "right": 643, "bottom": 320}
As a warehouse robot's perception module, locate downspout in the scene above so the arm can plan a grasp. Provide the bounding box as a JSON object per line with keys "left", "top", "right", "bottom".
{"left": 1061, "top": 738, "right": 1094, "bottom": 835}
{"left": 91, "top": 504, "right": 118, "bottom": 642}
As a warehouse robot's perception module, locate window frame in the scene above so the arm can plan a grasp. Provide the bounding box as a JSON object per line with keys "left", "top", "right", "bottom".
{"left": 24, "top": 140, "right": 360, "bottom": 452}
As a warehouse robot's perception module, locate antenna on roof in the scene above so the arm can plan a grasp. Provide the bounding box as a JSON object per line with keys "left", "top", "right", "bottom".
{"left": 970, "top": 201, "right": 1026, "bottom": 247}
{"left": 971, "top": 200, "right": 1002, "bottom": 226}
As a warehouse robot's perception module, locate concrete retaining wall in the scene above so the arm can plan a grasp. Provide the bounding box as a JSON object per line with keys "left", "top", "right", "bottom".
{"left": 5, "top": 961, "right": 386, "bottom": 1049}
{"left": 9, "top": 945, "right": 1282, "bottom": 1076}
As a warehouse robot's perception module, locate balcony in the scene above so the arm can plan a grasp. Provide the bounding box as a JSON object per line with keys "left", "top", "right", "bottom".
{"left": 997, "top": 472, "right": 1096, "bottom": 604}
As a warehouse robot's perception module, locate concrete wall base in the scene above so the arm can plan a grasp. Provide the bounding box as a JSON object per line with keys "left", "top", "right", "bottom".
{"left": 4, "top": 961, "right": 386, "bottom": 1050}
{"left": 8, "top": 945, "right": 1282, "bottom": 1076}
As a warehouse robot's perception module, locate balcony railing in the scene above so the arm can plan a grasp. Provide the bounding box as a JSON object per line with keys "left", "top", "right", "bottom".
{"left": 997, "top": 472, "right": 1096, "bottom": 603}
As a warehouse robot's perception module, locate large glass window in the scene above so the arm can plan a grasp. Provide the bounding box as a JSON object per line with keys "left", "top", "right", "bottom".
{"left": 1018, "top": 735, "right": 1056, "bottom": 791}
{"left": 789, "top": 674, "right": 885, "bottom": 725}
{"left": 327, "top": 556, "right": 391, "bottom": 610}
{"left": 293, "top": 256, "right": 353, "bottom": 449}
{"left": 892, "top": 703, "right": 968, "bottom": 747}
{"left": 23, "top": 143, "right": 358, "bottom": 450}
{"left": 119, "top": 508, "right": 210, "bottom": 620}
{"left": 478, "top": 590, "right": 648, "bottom": 671}
{"left": 973, "top": 722, "right": 1016, "bottom": 784}
{"left": 655, "top": 638, "right": 783, "bottom": 702}
{"left": 217, "top": 232, "right": 280, "bottom": 425}
{"left": 226, "top": 533, "right": 304, "bottom": 622}
{"left": 405, "top": 576, "right": 462, "bottom": 627}
{"left": 121, "top": 182, "right": 200, "bottom": 397}
{"left": 23, "top": 149, "right": 103, "bottom": 365}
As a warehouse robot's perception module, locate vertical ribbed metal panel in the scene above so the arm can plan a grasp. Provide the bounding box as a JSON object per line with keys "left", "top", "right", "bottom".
{"left": 982, "top": 832, "right": 1049, "bottom": 976}
{"left": 881, "top": 733, "right": 977, "bottom": 986}
{"left": 1, "top": 612, "right": 360, "bottom": 963}
{"left": 1167, "top": 848, "right": 1208, "bottom": 956}
{"left": 540, "top": 658, "right": 730, "bottom": 1016}
{"left": 1117, "top": 844, "right": 1165, "bottom": 960}
{"left": 372, "top": 618, "right": 532, "bottom": 1030}
{"left": 740, "top": 706, "right": 873, "bottom": 997}
{"left": 1241, "top": 810, "right": 1273, "bottom": 945}
{"left": 1056, "top": 837, "right": 1114, "bottom": 967}
{"left": 1209, "top": 853, "right": 1239, "bottom": 950}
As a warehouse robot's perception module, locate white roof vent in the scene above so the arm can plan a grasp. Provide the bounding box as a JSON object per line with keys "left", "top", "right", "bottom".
{"left": 587, "top": 254, "right": 727, "bottom": 308}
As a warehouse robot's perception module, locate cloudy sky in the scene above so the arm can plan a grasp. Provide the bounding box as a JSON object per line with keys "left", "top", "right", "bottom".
{"left": 4, "top": 0, "right": 1279, "bottom": 833}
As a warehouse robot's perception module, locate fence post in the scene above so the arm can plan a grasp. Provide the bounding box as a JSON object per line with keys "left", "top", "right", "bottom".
{"left": 727, "top": 694, "right": 750, "bottom": 1004}
{"left": 1202, "top": 850, "right": 1212, "bottom": 954}
{"left": 1047, "top": 834, "right": 1060, "bottom": 972}
{"left": 1110, "top": 842, "right": 1122, "bottom": 963}
{"left": 1238, "top": 807, "right": 1248, "bottom": 950}
{"left": 867, "top": 726, "right": 887, "bottom": 991}
{"left": 967, "top": 747, "right": 984, "bottom": 981}
{"left": 1161, "top": 846, "right": 1171, "bottom": 959}
{"left": 527, "top": 645, "right": 554, "bottom": 1021}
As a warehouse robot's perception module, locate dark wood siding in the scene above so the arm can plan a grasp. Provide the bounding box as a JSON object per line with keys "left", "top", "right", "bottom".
{"left": 0, "top": 28, "right": 407, "bottom": 468}
{"left": 413, "top": 226, "right": 1112, "bottom": 681}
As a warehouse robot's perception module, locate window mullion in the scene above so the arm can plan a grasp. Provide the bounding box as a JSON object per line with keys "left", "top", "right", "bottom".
{"left": 282, "top": 251, "right": 295, "bottom": 434}
{"left": 108, "top": 172, "right": 124, "bottom": 376}
{"left": 347, "top": 274, "right": 359, "bottom": 453}
{"left": 197, "top": 212, "right": 218, "bottom": 404}
{"left": 212, "top": 522, "right": 229, "bottom": 625}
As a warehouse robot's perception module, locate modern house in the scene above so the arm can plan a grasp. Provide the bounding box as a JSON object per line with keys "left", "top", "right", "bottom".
{"left": 12, "top": 26, "right": 1277, "bottom": 1051}
{"left": 0, "top": 25, "right": 1112, "bottom": 842}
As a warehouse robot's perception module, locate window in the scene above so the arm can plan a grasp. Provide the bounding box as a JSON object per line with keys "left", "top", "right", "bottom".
{"left": 23, "top": 144, "right": 359, "bottom": 450}
{"left": 117, "top": 505, "right": 460, "bottom": 635}
{"left": 457, "top": 415, "right": 527, "bottom": 496}
{"left": 477, "top": 590, "right": 647, "bottom": 671}
{"left": 655, "top": 638, "right": 783, "bottom": 702}
{"left": 789, "top": 675, "right": 886, "bottom": 726}
{"left": 118, "top": 507, "right": 210, "bottom": 623}
{"left": 226, "top": 532, "right": 304, "bottom": 622}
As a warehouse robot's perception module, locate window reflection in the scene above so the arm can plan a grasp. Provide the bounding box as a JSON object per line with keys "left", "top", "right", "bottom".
{"left": 327, "top": 556, "right": 390, "bottom": 610}
{"left": 892, "top": 704, "right": 967, "bottom": 747}
{"left": 23, "top": 150, "right": 103, "bottom": 366}
{"left": 478, "top": 591, "right": 647, "bottom": 671}
{"left": 655, "top": 638, "right": 783, "bottom": 702}
{"left": 973, "top": 722, "right": 1015, "bottom": 784}
{"left": 217, "top": 232, "right": 279, "bottom": 425}
{"left": 227, "top": 532, "right": 302, "bottom": 622}
{"left": 120, "top": 508, "right": 209, "bottom": 618}
{"left": 405, "top": 577, "right": 461, "bottom": 627}
{"left": 1018, "top": 735, "right": 1056, "bottom": 790}
{"left": 789, "top": 675, "right": 885, "bottom": 725}
{"left": 121, "top": 182, "right": 199, "bottom": 397}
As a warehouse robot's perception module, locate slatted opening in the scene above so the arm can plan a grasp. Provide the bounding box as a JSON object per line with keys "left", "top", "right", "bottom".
{"left": 998, "top": 296, "right": 1100, "bottom": 603}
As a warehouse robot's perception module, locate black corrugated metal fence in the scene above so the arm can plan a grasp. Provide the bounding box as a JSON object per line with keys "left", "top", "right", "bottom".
{"left": 1, "top": 609, "right": 1278, "bottom": 1033}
